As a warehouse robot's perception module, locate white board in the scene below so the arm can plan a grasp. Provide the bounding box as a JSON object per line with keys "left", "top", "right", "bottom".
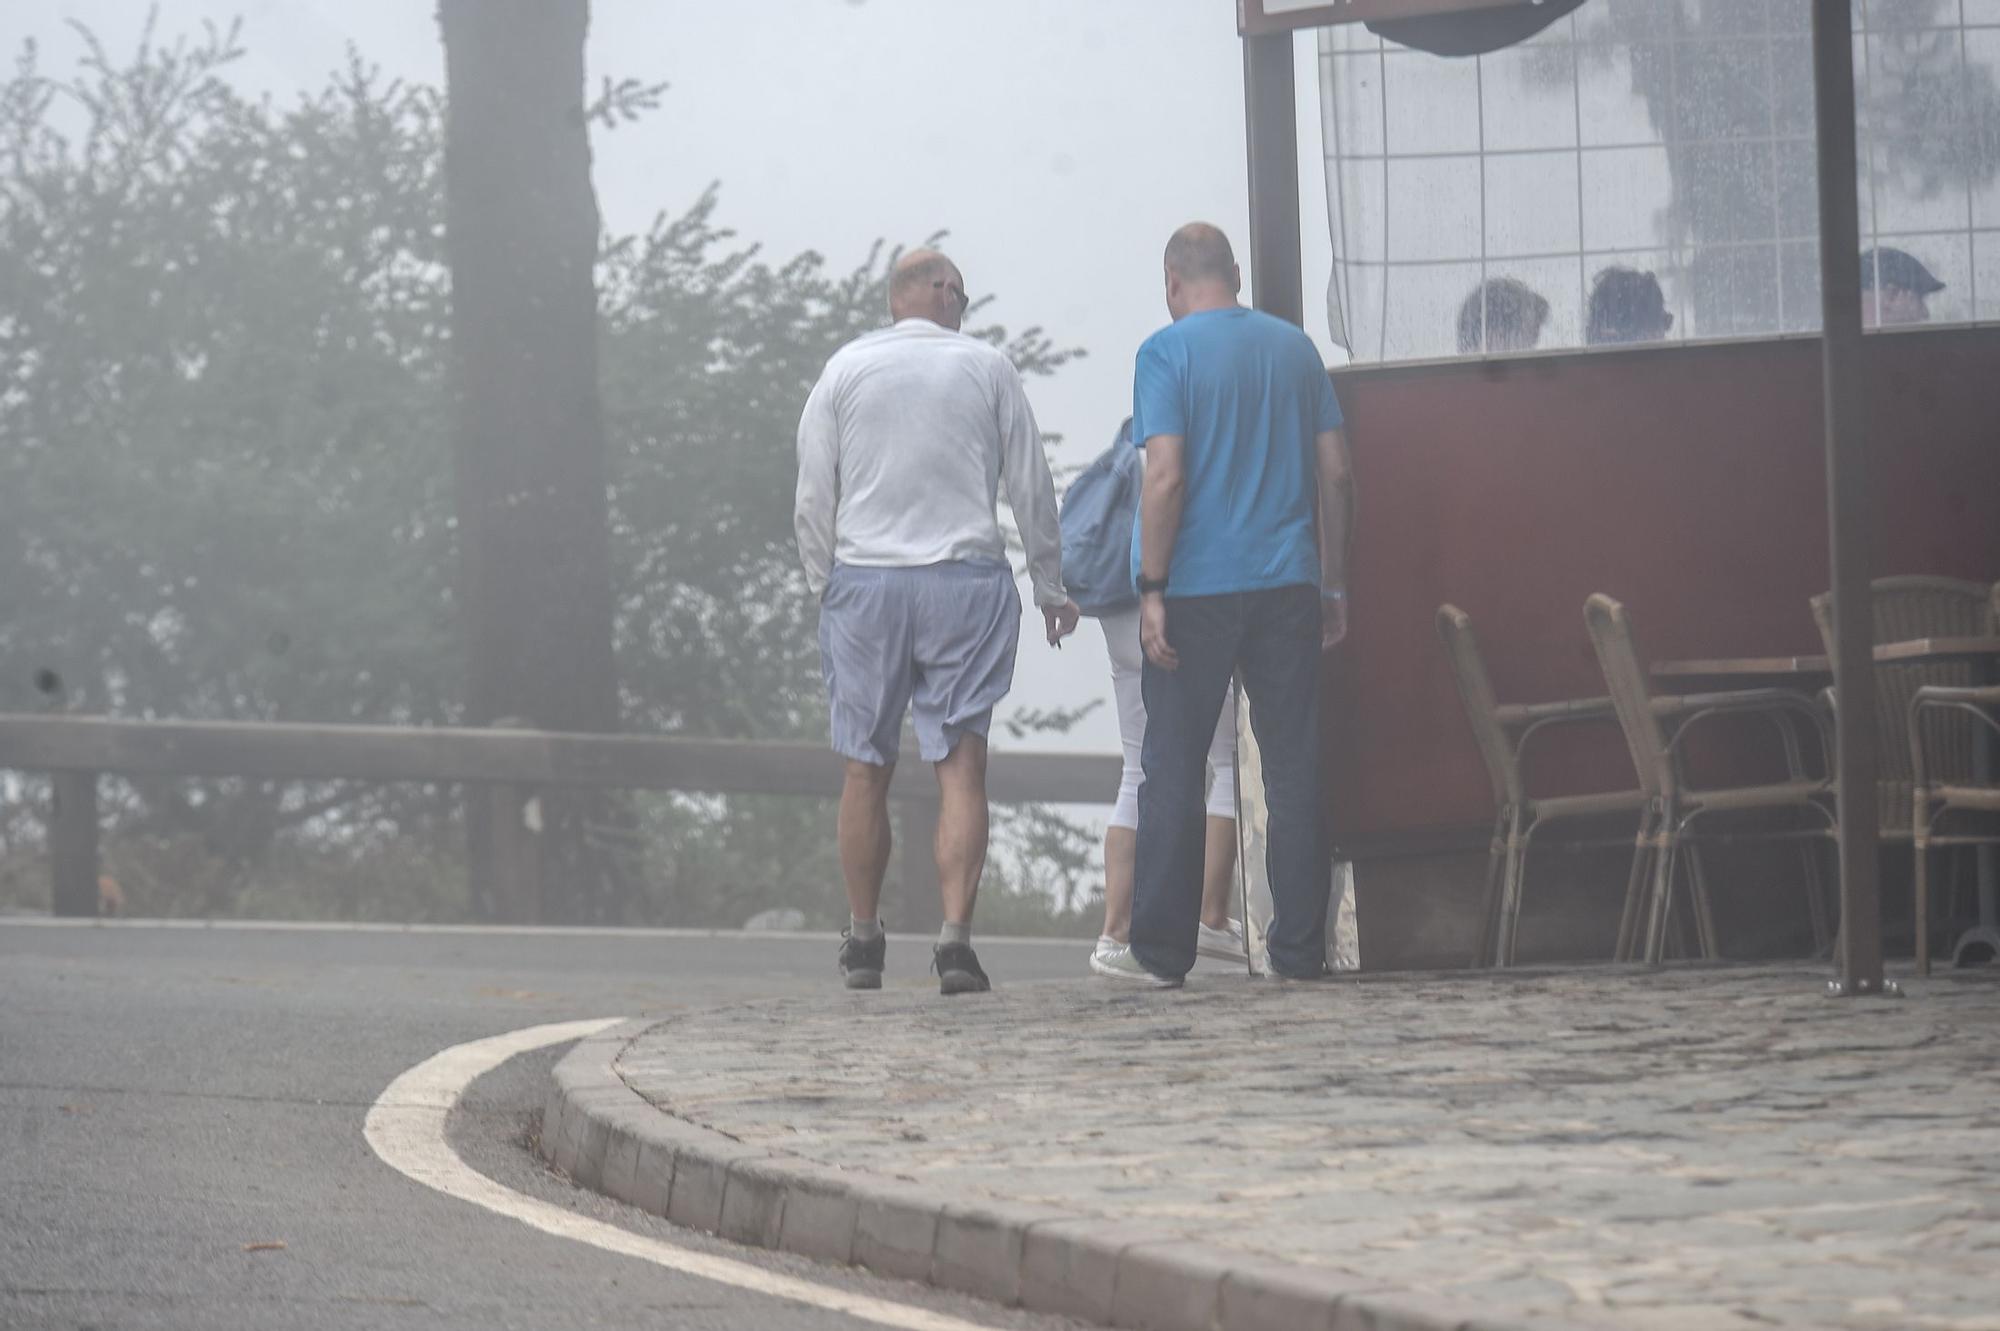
{"left": 1235, "top": 676, "right": 1360, "bottom": 975}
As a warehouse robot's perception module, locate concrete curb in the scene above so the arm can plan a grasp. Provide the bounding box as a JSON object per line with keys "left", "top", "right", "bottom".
{"left": 542, "top": 1021, "right": 1593, "bottom": 1331}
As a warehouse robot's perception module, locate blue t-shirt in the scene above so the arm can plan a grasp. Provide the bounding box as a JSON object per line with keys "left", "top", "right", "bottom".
{"left": 1128, "top": 307, "right": 1344, "bottom": 598}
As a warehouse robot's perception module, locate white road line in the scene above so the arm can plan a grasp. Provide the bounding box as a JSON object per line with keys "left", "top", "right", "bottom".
{"left": 363, "top": 1019, "right": 1008, "bottom": 1331}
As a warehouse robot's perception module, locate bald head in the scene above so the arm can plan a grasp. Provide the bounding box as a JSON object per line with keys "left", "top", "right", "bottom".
{"left": 889, "top": 248, "right": 968, "bottom": 330}
{"left": 1162, "top": 223, "right": 1241, "bottom": 319}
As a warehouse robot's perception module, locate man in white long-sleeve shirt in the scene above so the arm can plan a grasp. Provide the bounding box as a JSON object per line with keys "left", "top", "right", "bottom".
{"left": 796, "top": 248, "right": 1079, "bottom": 996}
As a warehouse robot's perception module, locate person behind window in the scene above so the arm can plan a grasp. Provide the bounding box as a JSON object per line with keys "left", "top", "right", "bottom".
{"left": 1585, "top": 268, "right": 1674, "bottom": 346}
{"left": 1455, "top": 277, "right": 1550, "bottom": 355}
{"left": 1861, "top": 246, "right": 1944, "bottom": 328}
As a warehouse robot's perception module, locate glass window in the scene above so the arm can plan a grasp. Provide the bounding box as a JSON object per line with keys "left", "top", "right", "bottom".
{"left": 1318, "top": 0, "right": 2000, "bottom": 363}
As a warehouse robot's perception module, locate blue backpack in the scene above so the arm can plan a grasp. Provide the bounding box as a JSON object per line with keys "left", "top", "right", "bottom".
{"left": 1059, "top": 420, "right": 1143, "bottom": 618}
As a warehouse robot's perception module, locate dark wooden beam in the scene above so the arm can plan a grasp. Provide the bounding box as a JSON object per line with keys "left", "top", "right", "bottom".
{"left": 892, "top": 796, "right": 945, "bottom": 935}
{"left": 0, "top": 714, "right": 1118, "bottom": 808}
{"left": 1243, "top": 30, "right": 1304, "bottom": 328}
{"left": 1812, "top": 0, "right": 1884, "bottom": 996}
{"left": 50, "top": 771, "right": 99, "bottom": 918}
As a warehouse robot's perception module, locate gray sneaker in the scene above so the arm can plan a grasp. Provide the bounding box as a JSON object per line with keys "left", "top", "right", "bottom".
{"left": 932, "top": 941, "right": 991, "bottom": 996}
{"left": 838, "top": 930, "right": 885, "bottom": 989}
{"left": 1088, "top": 940, "right": 1183, "bottom": 988}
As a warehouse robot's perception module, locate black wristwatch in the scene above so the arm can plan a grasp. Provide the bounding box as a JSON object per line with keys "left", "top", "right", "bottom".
{"left": 1136, "top": 574, "right": 1169, "bottom": 596}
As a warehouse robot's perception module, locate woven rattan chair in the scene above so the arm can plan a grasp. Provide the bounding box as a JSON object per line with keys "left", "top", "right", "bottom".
{"left": 1811, "top": 575, "right": 1997, "bottom": 971}
{"left": 1910, "top": 681, "right": 2000, "bottom": 972}
{"left": 1585, "top": 594, "right": 1837, "bottom": 964}
{"left": 1437, "top": 605, "right": 1649, "bottom": 967}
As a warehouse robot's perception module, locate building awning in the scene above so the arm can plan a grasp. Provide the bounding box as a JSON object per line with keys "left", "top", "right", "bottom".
{"left": 1368, "top": 0, "right": 1587, "bottom": 58}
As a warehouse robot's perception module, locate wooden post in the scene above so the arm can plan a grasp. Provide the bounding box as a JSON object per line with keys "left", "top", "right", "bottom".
{"left": 1812, "top": 0, "right": 1885, "bottom": 996}
{"left": 51, "top": 771, "right": 99, "bottom": 917}
{"left": 893, "top": 795, "right": 944, "bottom": 936}
{"left": 480, "top": 783, "right": 543, "bottom": 925}
{"left": 1244, "top": 30, "right": 1304, "bottom": 327}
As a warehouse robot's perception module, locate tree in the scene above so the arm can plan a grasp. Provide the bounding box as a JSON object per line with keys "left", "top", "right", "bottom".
{"left": 436, "top": 0, "right": 623, "bottom": 923}
{"left": 0, "top": 18, "right": 1089, "bottom": 927}
{"left": 0, "top": 21, "right": 462, "bottom": 911}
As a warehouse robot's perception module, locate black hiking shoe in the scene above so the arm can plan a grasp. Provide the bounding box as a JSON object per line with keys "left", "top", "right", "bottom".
{"left": 932, "top": 941, "right": 991, "bottom": 995}
{"left": 839, "top": 930, "right": 885, "bottom": 990}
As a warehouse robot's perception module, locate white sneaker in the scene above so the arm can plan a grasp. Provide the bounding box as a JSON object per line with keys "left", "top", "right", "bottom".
{"left": 1088, "top": 935, "right": 1120, "bottom": 974}
{"left": 1088, "top": 938, "right": 1183, "bottom": 987}
{"left": 1196, "top": 919, "right": 1249, "bottom": 964}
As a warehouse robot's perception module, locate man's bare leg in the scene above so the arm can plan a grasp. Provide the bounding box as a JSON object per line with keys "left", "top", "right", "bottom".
{"left": 931, "top": 735, "right": 992, "bottom": 994}
{"left": 839, "top": 759, "right": 895, "bottom": 923}
{"left": 933, "top": 735, "right": 989, "bottom": 925}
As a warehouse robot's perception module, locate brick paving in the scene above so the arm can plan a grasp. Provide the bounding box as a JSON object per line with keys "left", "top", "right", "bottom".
{"left": 617, "top": 962, "right": 2000, "bottom": 1330}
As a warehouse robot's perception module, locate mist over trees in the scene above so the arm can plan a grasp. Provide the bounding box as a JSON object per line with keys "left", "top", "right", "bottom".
{"left": 0, "top": 15, "right": 1092, "bottom": 928}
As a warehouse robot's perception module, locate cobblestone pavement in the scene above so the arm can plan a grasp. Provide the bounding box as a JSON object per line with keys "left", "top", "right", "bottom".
{"left": 617, "top": 962, "right": 2000, "bottom": 1331}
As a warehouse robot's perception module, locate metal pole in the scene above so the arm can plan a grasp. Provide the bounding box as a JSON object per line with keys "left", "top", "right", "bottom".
{"left": 1243, "top": 32, "right": 1304, "bottom": 327}
{"left": 1812, "top": 0, "right": 1887, "bottom": 997}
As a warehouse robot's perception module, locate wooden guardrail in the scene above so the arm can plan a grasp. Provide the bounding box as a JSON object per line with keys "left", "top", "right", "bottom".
{"left": 0, "top": 713, "right": 1119, "bottom": 924}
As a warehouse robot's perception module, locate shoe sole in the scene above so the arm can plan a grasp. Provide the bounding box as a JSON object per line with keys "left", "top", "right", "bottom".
{"left": 843, "top": 970, "right": 883, "bottom": 990}
{"left": 1088, "top": 955, "right": 1183, "bottom": 987}
{"left": 1196, "top": 941, "right": 1249, "bottom": 963}
{"left": 937, "top": 971, "right": 990, "bottom": 995}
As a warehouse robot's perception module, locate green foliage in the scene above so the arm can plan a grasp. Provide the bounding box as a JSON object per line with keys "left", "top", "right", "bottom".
{"left": 0, "top": 18, "right": 1100, "bottom": 929}
{"left": 0, "top": 23, "right": 457, "bottom": 730}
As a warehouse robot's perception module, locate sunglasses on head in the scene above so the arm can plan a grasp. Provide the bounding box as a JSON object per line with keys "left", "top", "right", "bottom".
{"left": 932, "top": 279, "right": 969, "bottom": 311}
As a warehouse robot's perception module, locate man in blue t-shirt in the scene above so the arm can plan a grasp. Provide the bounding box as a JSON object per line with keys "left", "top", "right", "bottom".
{"left": 1101, "top": 222, "right": 1354, "bottom": 986}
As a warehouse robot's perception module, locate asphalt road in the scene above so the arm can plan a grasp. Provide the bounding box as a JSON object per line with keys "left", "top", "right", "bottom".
{"left": 0, "top": 919, "right": 1094, "bottom": 1331}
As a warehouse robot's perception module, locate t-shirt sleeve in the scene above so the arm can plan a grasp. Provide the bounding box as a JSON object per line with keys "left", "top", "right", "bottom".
{"left": 1130, "top": 337, "right": 1184, "bottom": 443}
{"left": 1313, "top": 362, "right": 1345, "bottom": 433}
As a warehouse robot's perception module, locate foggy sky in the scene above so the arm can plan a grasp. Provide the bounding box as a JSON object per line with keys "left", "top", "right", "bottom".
{"left": 1, "top": 0, "right": 1337, "bottom": 755}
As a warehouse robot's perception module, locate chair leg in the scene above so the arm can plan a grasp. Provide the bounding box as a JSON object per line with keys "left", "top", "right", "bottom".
{"left": 1615, "top": 809, "right": 1656, "bottom": 963}
{"left": 1643, "top": 827, "right": 1680, "bottom": 966}
{"left": 1913, "top": 820, "right": 1931, "bottom": 978}
{"left": 1685, "top": 843, "right": 1719, "bottom": 960}
{"left": 1472, "top": 810, "right": 1509, "bottom": 969}
{"left": 1798, "top": 836, "right": 1831, "bottom": 957}
{"left": 1496, "top": 810, "right": 1531, "bottom": 968}
{"left": 1664, "top": 854, "right": 1698, "bottom": 962}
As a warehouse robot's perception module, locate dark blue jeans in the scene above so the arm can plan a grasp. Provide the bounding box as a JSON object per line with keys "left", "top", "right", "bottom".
{"left": 1132, "top": 584, "right": 1327, "bottom": 979}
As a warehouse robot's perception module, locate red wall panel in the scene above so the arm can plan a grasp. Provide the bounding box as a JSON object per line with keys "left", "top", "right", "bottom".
{"left": 1324, "top": 328, "right": 2000, "bottom": 848}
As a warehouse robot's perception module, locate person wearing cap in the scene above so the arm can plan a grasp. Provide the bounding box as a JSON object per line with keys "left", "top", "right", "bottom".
{"left": 1862, "top": 246, "right": 1944, "bottom": 327}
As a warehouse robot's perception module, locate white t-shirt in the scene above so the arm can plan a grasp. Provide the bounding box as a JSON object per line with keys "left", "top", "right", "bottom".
{"left": 794, "top": 318, "right": 1065, "bottom": 607}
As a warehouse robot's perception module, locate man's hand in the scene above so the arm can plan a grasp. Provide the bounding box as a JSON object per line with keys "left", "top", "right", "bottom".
{"left": 1141, "top": 593, "right": 1178, "bottom": 670}
{"left": 1321, "top": 589, "right": 1348, "bottom": 653}
{"left": 1043, "top": 599, "right": 1081, "bottom": 647}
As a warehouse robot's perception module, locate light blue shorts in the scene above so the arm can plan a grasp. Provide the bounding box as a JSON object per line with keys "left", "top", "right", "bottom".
{"left": 818, "top": 561, "right": 1022, "bottom": 765}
